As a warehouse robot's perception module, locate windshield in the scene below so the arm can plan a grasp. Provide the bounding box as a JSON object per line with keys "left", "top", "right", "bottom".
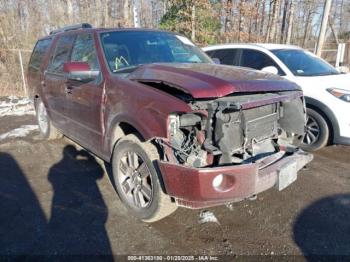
{"left": 100, "top": 30, "right": 212, "bottom": 73}
{"left": 272, "top": 49, "right": 340, "bottom": 77}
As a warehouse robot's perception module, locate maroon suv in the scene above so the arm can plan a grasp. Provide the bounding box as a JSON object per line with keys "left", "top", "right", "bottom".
{"left": 27, "top": 24, "right": 312, "bottom": 222}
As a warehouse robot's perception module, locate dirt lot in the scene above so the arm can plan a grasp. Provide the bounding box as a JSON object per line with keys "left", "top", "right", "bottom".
{"left": 0, "top": 97, "right": 349, "bottom": 259}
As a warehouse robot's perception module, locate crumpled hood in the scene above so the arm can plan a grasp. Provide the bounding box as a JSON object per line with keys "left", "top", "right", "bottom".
{"left": 128, "top": 63, "right": 301, "bottom": 98}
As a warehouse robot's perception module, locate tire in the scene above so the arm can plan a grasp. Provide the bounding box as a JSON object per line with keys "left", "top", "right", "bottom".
{"left": 112, "top": 134, "right": 177, "bottom": 222}
{"left": 35, "top": 99, "right": 63, "bottom": 140}
{"left": 301, "top": 108, "right": 329, "bottom": 151}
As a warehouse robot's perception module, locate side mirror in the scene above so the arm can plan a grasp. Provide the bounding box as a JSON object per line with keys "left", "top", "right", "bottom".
{"left": 63, "top": 62, "right": 99, "bottom": 82}
{"left": 212, "top": 58, "right": 221, "bottom": 64}
{"left": 261, "top": 66, "right": 279, "bottom": 75}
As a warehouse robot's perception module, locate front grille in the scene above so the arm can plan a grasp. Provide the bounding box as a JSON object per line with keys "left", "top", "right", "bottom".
{"left": 246, "top": 112, "right": 278, "bottom": 141}
{"left": 215, "top": 103, "right": 278, "bottom": 153}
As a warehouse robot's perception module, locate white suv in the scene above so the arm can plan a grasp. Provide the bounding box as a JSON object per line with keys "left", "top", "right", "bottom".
{"left": 203, "top": 44, "right": 350, "bottom": 151}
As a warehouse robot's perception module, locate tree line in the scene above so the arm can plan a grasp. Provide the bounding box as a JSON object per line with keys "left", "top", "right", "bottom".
{"left": 0, "top": 0, "right": 349, "bottom": 50}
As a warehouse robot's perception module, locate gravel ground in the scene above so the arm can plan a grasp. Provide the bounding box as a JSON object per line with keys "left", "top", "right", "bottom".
{"left": 0, "top": 97, "right": 349, "bottom": 260}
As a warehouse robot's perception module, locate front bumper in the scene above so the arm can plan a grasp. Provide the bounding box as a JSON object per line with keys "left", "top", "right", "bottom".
{"left": 158, "top": 150, "right": 313, "bottom": 209}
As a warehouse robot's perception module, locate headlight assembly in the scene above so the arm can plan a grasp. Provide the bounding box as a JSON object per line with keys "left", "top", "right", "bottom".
{"left": 327, "top": 88, "right": 350, "bottom": 102}
{"left": 168, "top": 114, "right": 180, "bottom": 136}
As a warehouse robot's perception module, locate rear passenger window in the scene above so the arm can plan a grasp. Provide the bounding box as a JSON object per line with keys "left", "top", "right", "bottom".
{"left": 28, "top": 38, "right": 52, "bottom": 71}
{"left": 240, "top": 49, "right": 285, "bottom": 75}
{"left": 206, "top": 49, "right": 239, "bottom": 66}
{"left": 71, "top": 34, "right": 99, "bottom": 70}
{"left": 48, "top": 35, "right": 76, "bottom": 73}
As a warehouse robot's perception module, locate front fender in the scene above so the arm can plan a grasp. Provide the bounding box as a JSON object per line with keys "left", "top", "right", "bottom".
{"left": 105, "top": 110, "right": 166, "bottom": 146}
{"left": 103, "top": 78, "right": 192, "bottom": 157}
{"left": 304, "top": 96, "right": 340, "bottom": 141}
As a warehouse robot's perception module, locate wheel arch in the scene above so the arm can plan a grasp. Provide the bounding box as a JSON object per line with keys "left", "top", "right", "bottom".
{"left": 109, "top": 122, "right": 145, "bottom": 154}
{"left": 304, "top": 96, "right": 340, "bottom": 143}
{"left": 104, "top": 110, "right": 169, "bottom": 160}
{"left": 108, "top": 124, "right": 170, "bottom": 196}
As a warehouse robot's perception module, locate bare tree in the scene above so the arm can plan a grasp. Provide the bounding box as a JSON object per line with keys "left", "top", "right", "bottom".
{"left": 302, "top": 9, "right": 314, "bottom": 47}
{"left": 224, "top": 0, "right": 233, "bottom": 35}
{"left": 269, "top": 0, "right": 281, "bottom": 43}
{"left": 103, "top": 0, "right": 110, "bottom": 27}
{"left": 280, "top": 0, "right": 289, "bottom": 43}
{"left": 191, "top": 4, "right": 196, "bottom": 41}
{"left": 65, "top": 0, "right": 73, "bottom": 24}
{"left": 286, "top": 0, "right": 294, "bottom": 44}
{"left": 265, "top": 0, "right": 273, "bottom": 42}
{"left": 260, "top": 0, "right": 266, "bottom": 35}
{"left": 123, "top": 0, "right": 132, "bottom": 26}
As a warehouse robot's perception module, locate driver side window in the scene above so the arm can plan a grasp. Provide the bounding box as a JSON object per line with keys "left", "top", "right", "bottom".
{"left": 48, "top": 35, "right": 75, "bottom": 73}
{"left": 71, "top": 33, "right": 99, "bottom": 71}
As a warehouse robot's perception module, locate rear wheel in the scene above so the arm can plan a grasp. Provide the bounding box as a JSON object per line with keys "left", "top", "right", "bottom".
{"left": 112, "top": 134, "right": 177, "bottom": 222}
{"left": 301, "top": 108, "right": 329, "bottom": 151}
{"left": 35, "top": 99, "right": 62, "bottom": 140}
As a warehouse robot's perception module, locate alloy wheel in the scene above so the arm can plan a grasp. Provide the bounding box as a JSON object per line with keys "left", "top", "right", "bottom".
{"left": 303, "top": 115, "right": 320, "bottom": 145}
{"left": 117, "top": 151, "right": 153, "bottom": 209}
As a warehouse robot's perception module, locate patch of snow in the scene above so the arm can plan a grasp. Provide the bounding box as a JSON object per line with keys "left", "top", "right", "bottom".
{"left": 199, "top": 210, "right": 219, "bottom": 224}
{"left": 0, "top": 96, "right": 35, "bottom": 117}
{"left": 0, "top": 125, "right": 38, "bottom": 140}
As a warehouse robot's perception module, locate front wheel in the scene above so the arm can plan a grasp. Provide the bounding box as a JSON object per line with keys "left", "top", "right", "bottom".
{"left": 112, "top": 134, "right": 177, "bottom": 222}
{"left": 301, "top": 108, "right": 329, "bottom": 151}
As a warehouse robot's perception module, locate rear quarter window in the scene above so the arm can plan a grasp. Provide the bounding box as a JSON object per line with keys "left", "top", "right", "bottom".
{"left": 28, "top": 38, "right": 52, "bottom": 72}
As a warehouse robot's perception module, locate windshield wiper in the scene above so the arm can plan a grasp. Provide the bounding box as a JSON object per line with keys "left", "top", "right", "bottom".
{"left": 113, "top": 65, "right": 141, "bottom": 73}
{"left": 297, "top": 71, "right": 340, "bottom": 77}
{"left": 313, "top": 71, "right": 340, "bottom": 76}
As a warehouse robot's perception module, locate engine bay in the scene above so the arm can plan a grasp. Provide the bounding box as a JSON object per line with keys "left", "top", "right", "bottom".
{"left": 158, "top": 91, "right": 306, "bottom": 168}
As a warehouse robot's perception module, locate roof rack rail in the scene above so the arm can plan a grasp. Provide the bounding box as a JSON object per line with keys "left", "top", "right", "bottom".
{"left": 50, "top": 23, "right": 92, "bottom": 35}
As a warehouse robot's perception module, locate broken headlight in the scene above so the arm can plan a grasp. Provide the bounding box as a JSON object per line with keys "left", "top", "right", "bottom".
{"left": 167, "top": 113, "right": 207, "bottom": 167}
{"left": 168, "top": 114, "right": 180, "bottom": 136}
{"left": 168, "top": 113, "right": 202, "bottom": 136}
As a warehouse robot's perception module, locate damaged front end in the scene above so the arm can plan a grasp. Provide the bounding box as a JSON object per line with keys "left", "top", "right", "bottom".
{"left": 154, "top": 90, "right": 313, "bottom": 208}
{"left": 129, "top": 64, "right": 313, "bottom": 208}
{"left": 159, "top": 91, "right": 307, "bottom": 169}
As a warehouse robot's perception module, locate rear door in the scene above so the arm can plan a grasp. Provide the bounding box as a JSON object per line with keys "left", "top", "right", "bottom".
{"left": 43, "top": 34, "right": 76, "bottom": 129}
{"left": 64, "top": 33, "right": 103, "bottom": 152}
{"left": 238, "top": 49, "right": 285, "bottom": 75}
{"left": 27, "top": 38, "right": 52, "bottom": 99}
